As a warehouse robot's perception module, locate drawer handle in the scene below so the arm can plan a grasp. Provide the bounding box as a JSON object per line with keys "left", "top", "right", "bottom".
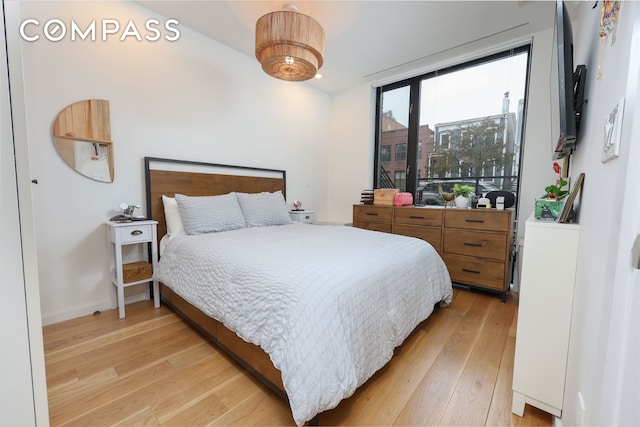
{"left": 304, "top": 216, "right": 310, "bottom": 220}
{"left": 465, "top": 219, "right": 484, "bottom": 223}
{"left": 462, "top": 268, "right": 481, "bottom": 274}
{"left": 130, "top": 230, "right": 143, "bottom": 236}
{"left": 366, "top": 212, "right": 379, "bottom": 216}
{"left": 463, "top": 242, "right": 482, "bottom": 247}
{"left": 409, "top": 215, "right": 424, "bottom": 219}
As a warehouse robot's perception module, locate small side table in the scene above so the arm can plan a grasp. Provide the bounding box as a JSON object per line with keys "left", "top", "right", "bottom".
{"left": 289, "top": 210, "right": 316, "bottom": 224}
{"left": 106, "top": 220, "right": 159, "bottom": 318}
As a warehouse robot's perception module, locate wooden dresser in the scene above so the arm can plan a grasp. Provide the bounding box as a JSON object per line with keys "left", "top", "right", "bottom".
{"left": 353, "top": 204, "right": 513, "bottom": 301}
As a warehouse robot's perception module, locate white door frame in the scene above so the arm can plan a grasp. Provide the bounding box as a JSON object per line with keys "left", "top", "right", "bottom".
{"left": 1, "top": 1, "right": 49, "bottom": 425}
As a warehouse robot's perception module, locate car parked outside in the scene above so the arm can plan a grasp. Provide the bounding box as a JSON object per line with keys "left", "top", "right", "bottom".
{"left": 416, "top": 179, "right": 500, "bottom": 206}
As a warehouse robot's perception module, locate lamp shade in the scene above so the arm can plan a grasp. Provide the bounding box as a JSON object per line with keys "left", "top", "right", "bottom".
{"left": 255, "top": 10, "right": 324, "bottom": 81}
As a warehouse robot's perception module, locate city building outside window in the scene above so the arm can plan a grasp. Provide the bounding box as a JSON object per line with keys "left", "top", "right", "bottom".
{"left": 374, "top": 46, "right": 530, "bottom": 207}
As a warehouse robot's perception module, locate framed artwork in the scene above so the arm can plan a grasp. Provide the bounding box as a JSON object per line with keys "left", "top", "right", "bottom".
{"left": 559, "top": 173, "right": 585, "bottom": 223}
{"left": 602, "top": 97, "right": 625, "bottom": 162}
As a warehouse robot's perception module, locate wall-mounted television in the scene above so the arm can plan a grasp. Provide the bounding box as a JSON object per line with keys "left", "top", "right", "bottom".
{"left": 551, "top": 0, "right": 587, "bottom": 160}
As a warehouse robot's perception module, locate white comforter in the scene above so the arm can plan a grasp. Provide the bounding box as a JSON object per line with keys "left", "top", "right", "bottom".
{"left": 154, "top": 223, "right": 452, "bottom": 425}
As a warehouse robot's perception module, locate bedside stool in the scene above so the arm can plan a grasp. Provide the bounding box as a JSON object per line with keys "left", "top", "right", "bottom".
{"left": 289, "top": 210, "right": 316, "bottom": 224}
{"left": 106, "top": 220, "right": 160, "bottom": 318}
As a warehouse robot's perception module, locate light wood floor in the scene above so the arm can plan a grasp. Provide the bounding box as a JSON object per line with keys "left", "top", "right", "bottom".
{"left": 43, "top": 289, "right": 552, "bottom": 426}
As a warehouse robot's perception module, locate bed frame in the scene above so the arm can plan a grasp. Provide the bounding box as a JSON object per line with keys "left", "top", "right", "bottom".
{"left": 144, "top": 157, "right": 288, "bottom": 400}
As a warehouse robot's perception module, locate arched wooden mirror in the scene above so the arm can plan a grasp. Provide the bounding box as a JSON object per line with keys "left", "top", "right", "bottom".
{"left": 53, "top": 99, "right": 114, "bottom": 182}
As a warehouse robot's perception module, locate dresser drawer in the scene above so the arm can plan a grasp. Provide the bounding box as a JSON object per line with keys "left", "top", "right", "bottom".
{"left": 394, "top": 207, "right": 443, "bottom": 227}
{"left": 445, "top": 209, "right": 511, "bottom": 232}
{"left": 393, "top": 224, "right": 442, "bottom": 252}
{"left": 117, "top": 224, "right": 153, "bottom": 244}
{"left": 353, "top": 205, "right": 393, "bottom": 224}
{"left": 353, "top": 221, "right": 392, "bottom": 233}
{"left": 442, "top": 253, "right": 506, "bottom": 291}
{"left": 444, "top": 229, "right": 507, "bottom": 261}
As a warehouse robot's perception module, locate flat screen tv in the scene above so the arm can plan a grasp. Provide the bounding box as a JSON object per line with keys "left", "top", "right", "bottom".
{"left": 552, "top": 0, "right": 587, "bottom": 160}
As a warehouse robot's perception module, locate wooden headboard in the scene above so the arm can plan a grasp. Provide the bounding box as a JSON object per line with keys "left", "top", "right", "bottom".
{"left": 144, "top": 157, "right": 287, "bottom": 242}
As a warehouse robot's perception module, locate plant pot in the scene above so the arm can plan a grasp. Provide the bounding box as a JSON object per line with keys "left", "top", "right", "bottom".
{"left": 455, "top": 195, "right": 470, "bottom": 208}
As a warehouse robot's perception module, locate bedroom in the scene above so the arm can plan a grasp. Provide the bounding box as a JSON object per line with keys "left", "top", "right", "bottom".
{"left": 1, "top": 1, "right": 638, "bottom": 426}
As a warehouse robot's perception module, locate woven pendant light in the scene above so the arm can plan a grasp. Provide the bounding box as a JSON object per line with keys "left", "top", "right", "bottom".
{"left": 255, "top": 4, "right": 325, "bottom": 81}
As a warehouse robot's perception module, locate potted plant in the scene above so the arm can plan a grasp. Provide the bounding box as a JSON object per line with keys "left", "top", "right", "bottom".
{"left": 453, "top": 184, "right": 474, "bottom": 208}
{"left": 535, "top": 162, "right": 568, "bottom": 220}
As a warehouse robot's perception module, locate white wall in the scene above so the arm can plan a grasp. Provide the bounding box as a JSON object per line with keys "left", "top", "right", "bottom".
{"left": 16, "top": 1, "right": 330, "bottom": 324}
{"left": 327, "top": 84, "right": 375, "bottom": 224}
{"left": 561, "top": 2, "right": 639, "bottom": 425}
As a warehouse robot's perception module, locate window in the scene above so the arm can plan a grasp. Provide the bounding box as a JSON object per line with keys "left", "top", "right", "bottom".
{"left": 395, "top": 143, "right": 407, "bottom": 161}
{"left": 394, "top": 170, "right": 406, "bottom": 191}
{"left": 380, "top": 145, "right": 391, "bottom": 162}
{"left": 374, "top": 46, "right": 530, "bottom": 207}
{"left": 440, "top": 134, "right": 450, "bottom": 149}
{"left": 376, "top": 87, "right": 409, "bottom": 190}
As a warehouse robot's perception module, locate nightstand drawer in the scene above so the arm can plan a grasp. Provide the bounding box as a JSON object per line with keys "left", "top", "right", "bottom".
{"left": 444, "top": 229, "right": 507, "bottom": 261}
{"left": 442, "top": 253, "right": 505, "bottom": 291}
{"left": 117, "top": 224, "right": 153, "bottom": 244}
{"left": 394, "top": 207, "right": 443, "bottom": 227}
{"left": 289, "top": 211, "right": 315, "bottom": 224}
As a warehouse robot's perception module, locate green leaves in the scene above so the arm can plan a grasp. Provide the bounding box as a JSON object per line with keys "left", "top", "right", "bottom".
{"left": 545, "top": 178, "right": 568, "bottom": 200}
{"left": 453, "top": 184, "right": 474, "bottom": 197}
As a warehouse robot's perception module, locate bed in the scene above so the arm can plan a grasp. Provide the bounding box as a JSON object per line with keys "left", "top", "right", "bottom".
{"left": 144, "top": 157, "right": 453, "bottom": 425}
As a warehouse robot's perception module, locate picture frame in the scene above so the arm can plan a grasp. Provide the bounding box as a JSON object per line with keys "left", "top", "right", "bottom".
{"left": 558, "top": 172, "right": 585, "bottom": 223}
{"left": 602, "top": 97, "right": 624, "bottom": 162}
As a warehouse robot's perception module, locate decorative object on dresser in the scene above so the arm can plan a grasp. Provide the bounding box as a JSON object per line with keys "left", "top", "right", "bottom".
{"left": 353, "top": 204, "right": 513, "bottom": 301}
{"left": 476, "top": 196, "right": 491, "bottom": 209}
{"left": 289, "top": 209, "right": 315, "bottom": 224}
{"left": 292, "top": 200, "right": 303, "bottom": 210}
{"left": 452, "top": 184, "right": 474, "bottom": 208}
{"left": 360, "top": 189, "right": 374, "bottom": 204}
{"left": 558, "top": 172, "right": 584, "bottom": 223}
{"left": 485, "top": 190, "right": 516, "bottom": 209}
{"left": 373, "top": 188, "right": 399, "bottom": 205}
{"left": 512, "top": 215, "right": 580, "bottom": 417}
{"left": 535, "top": 162, "right": 570, "bottom": 221}
{"left": 438, "top": 184, "right": 455, "bottom": 208}
{"left": 106, "top": 219, "right": 160, "bottom": 318}
{"left": 393, "top": 192, "right": 413, "bottom": 206}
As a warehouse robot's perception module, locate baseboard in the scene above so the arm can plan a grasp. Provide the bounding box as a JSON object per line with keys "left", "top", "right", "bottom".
{"left": 41, "top": 301, "right": 110, "bottom": 325}
{"left": 41, "top": 293, "right": 150, "bottom": 325}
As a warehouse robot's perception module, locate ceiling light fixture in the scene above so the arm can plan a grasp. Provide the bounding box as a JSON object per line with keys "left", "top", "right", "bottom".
{"left": 255, "top": 4, "right": 325, "bottom": 82}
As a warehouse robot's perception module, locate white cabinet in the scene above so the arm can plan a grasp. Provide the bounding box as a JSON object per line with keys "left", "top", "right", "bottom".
{"left": 512, "top": 215, "right": 580, "bottom": 417}
{"left": 289, "top": 210, "right": 316, "bottom": 224}
{"left": 106, "top": 220, "right": 160, "bottom": 318}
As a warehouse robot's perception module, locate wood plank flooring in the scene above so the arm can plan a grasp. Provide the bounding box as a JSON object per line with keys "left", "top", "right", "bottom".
{"left": 43, "top": 289, "right": 552, "bottom": 426}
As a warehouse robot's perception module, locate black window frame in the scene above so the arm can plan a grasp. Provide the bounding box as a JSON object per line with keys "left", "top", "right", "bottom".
{"left": 373, "top": 45, "right": 531, "bottom": 204}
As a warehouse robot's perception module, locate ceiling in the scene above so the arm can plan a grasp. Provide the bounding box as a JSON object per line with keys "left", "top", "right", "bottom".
{"left": 138, "top": 1, "right": 564, "bottom": 94}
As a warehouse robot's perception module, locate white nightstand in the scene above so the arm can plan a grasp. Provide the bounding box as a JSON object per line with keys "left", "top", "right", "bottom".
{"left": 289, "top": 210, "right": 316, "bottom": 224}
{"left": 106, "top": 220, "right": 159, "bottom": 318}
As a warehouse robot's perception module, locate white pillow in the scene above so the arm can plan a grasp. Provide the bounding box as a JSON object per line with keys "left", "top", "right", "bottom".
{"left": 236, "top": 191, "right": 293, "bottom": 227}
{"left": 162, "top": 195, "right": 186, "bottom": 238}
{"left": 175, "top": 192, "right": 246, "bottom": 234}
